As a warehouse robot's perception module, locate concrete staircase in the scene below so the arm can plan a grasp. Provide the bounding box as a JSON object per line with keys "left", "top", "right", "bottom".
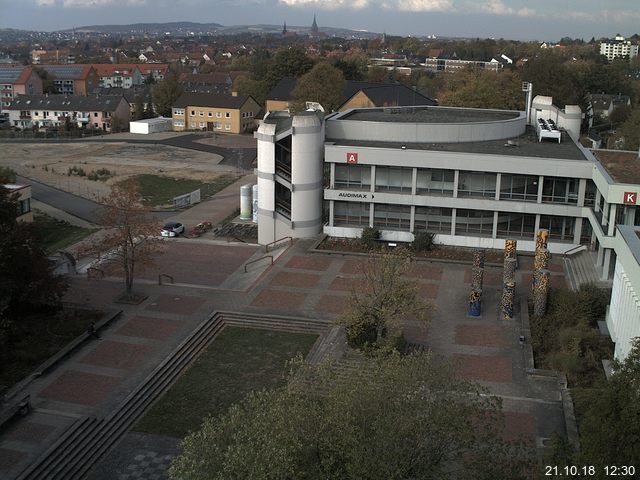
{"left": 563, "top": 251, "right": 600, "bottom": 291}
{"left": 16, "top": 311, "right": 330, "bottom": 480}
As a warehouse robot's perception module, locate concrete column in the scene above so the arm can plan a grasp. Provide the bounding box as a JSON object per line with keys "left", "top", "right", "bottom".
{"left": 597, "top": 245, "right": 604, "bottom": 268}
{"left": 370, "top": 165, "right": 376, "bottom": 193}
{"left": 451, "top": 208, "right": 457, "bottom": 236}
{"left": 595, "top": 190, "right": 602, "bottom": 213}
{"left": 492, "top": 211, "right": 498, "bottom": 238}
{"left": 329, "top": 200, "right": 334, "bottom": 227}
{"left": 602, "top": 249, "right": 612, "bottom": 281}
{"left": 330, "top": 162, "right": 335, "bottom": 188}
{"left": 369, "top": 202, "right": 374, "bottom": 227}
{"left": 537, "top": 175, "right": 544, "bottom": 203}
{"left": 495, "top": 173, "right": 501, "bottom": 201}
{"left": 574, "top": 217, "right": 583, "bottom": 244}
{"left": 534, "top": 214, "right": 541, "bottom": 233}
{"left": 625, "top": 206, "right": 635, "bottom": 226}
{"left": 410, "top": 205, "right": 415, "bottom": 232}
{"left": 453, "top": 170, "right": 459, "bottom": 198}
{"left": 602, "top": 199, "right": 609, "bottom": 227}
{"left": 577, "top": 178, "right": 586, "bottom": 207}
{"left": 411, "top": 167, "right": 417, "bottom": 196}
{"left": 608, "top": 204, "right": 617, "bottom": 236}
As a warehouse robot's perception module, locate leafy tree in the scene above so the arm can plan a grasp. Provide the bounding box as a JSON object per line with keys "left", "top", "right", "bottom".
{"left": 291, "top": 62, "right": 346, "bottom": 112}
{"left": 143, "top": 101, "right": 156, "bottom": 119}
{"left": 521, "top": 53, "right": 581, "bottom": 107}
{"left": 152, "top": 74, "right": 183, "bottom": 117}
{"left": 573, "top": 338, "right": 640, "bottom": 476}
{"left": 438, "top": 68, "right": 524, "bottom": 110}
{"left": 360, "top": 226, "right": 380, "bottom": 249}
{"left": 143, "top": 73, "right": 156, "bottom": 85}
{"left": 336, "top": 249, "right": 431, "bottom": 351}
{"left": 609, "top": 104, "right": 632, "bottom": 126}
{"left": 0, "top": 185, "right": 67, "bottom": 348}
{"left": 133, "top": 96, "right": 145, "bottom": 121}
{"left": 33, "top": 66, "right": 56, "bottom": 94}
{"left": 233, "top": 76, "right": 269, "bottom": 106}
{"left": 90, "top": 181, "right": 164, "bottom": 299}
{"left": 411, "top": 231, "right": 435, "bottom": 252}
{"left": 170, "top": 353, "right": 535, "bottom": 480}
{"left": 264, "top": 46, "right": 314, "bottom": 89}
{"left": 620, "top": 107, "right": 640, "bottom": 150}
{"left": 0, "top": 166, "right": 16, "bottom": 183}
{"left": 333, "top": 54, "right": 368, "bottom": 81}
{"left": 109, "top": 115, "right": 125, "bottom": 133}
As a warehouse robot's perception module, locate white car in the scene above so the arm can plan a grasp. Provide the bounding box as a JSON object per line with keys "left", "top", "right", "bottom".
{"left": 161, "top": 222, "right": 185, "bottom": 237}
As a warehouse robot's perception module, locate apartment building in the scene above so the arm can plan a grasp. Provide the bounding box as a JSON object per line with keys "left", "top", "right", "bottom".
{"left": 600, "top": 35, "right": 639, "bottom": 61}
{"left": 92, "top": 64, "right": 144, "bottom": 89}
{"left": 0, "top": 66, "right": 43, "bottom": 112}
{"left": 38, "top": 65, "right": 99, "bottom": 95}
{"left": 171, "top": 92, "right": 260, "bottom": 133}
{"left": 7, "top": 94, "right": 130, "bottom": 131}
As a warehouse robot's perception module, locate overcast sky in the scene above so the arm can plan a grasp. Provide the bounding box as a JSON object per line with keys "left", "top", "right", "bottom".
{"left": 1, "top": 0, "right": 638, "bottom": 41}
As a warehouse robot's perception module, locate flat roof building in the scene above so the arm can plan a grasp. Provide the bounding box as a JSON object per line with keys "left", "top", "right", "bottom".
{"left": 256, "top": 98, "right": 640, "bottom": 361}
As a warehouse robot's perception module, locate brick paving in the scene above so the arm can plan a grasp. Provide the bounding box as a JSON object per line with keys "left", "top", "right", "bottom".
{"left": 502, "top": 411, "right": 537, "bottom": 443}
{"left": 463, "top": 268, "right": 504, "bottom": 286}
{"left": 39, "top": 371, "right": 121, "bottom": 406}
{"left": 269, "top": 271, "right": 322, "bottom": 288}
{"left": 455, "top": 324, "right": 509, "bottom": 348}
{"left": 314, "top": 294, "right": 349, "bottom": 316}
{"left": 250, "top": 289, "right": 307, "bottom": 311}
{"left": 0, "top": 449, "right": 26, "bottom": 471}
{"left": 339, "top": 259, "right": 366, "bottom": 274}
{"left": 406, "top": 264, "right": 443, "bottom": 280}
{"left": 145, "top": 294, "right": 206, "bottom": 315}
{"left": 79, "top": 341, "right": 153, "bottom": 370}
{"left": 453, "top": 354, "right": 513, "bottom": 383}
{"left": 328, "top": 276, "right": 361, "bottom": 291}
{"left": 417, "top": 282, "right": 439, "bottom": 299}
{"left": 3, "top": 421, "right": 56, "bottom": 443}
{"left": 116, "top": 316, "right": 180, "bottom": 341}
{"left": 285, "top": 255, "right": 332, "bottom": 271}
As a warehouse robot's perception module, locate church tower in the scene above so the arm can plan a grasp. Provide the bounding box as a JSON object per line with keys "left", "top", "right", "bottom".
{"left": 311, "top": 14, "right": 318, "bottom": 34}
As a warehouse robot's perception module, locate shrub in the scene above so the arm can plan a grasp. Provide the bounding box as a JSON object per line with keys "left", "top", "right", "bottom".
{"left": 412, "top": 231, "right": 435, "bottom": 252}
{"left": 360, "top": 227, "right": 380, "bottom": 249}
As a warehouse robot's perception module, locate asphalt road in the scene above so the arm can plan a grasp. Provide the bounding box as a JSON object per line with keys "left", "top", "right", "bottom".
{"left": 18, "top": 175, "right": 174, "bottom": 225}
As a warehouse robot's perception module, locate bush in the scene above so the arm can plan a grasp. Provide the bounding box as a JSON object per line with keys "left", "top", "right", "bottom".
{"left": 412, "top": 231, "right": 435, "bottom": 252}
{"left": 0, "top": 166, "right": 16, "bottom": 183}
{"left": 360, "top": 227, "right": 380, "bottom": 249}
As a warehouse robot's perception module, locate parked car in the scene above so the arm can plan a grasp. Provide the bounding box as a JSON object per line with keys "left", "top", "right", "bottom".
{"left": 161, "top": 222, "right": 185, "bottom": 237}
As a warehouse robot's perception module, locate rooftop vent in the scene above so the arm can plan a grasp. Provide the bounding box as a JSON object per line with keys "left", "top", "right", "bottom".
{"left": 504, "top": 139, "right": 519, "bottom": 147}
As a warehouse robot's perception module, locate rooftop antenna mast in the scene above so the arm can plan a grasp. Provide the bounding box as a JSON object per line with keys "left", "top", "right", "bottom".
{"left": 522, "top": 82, "right": 533, "bottom": 125}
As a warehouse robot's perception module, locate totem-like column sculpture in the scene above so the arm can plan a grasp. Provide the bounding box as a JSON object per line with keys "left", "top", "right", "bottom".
{"left": 535, "top": 229, "right": 549, "bottom": 251}
{"left": 533, "top": 269, "right": 551, "bottom": 317}
{"left": 501, "top": 281, "right": 516, "bottom": 320}
{"left": 532, "top": 247, "right": 551, "bottom": 293}
{"left": 501, "top": 240, "right": 517, "bottom": 320}
{"left": 468, "top": 249, "right": 486, "bottom": 317}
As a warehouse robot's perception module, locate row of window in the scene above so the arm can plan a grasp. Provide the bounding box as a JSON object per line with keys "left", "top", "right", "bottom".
{"left": 334, "top": 165, "right": 584, "bottom": 205}
{"left": 333, "top": 201, "right": 576, "bottom": 241}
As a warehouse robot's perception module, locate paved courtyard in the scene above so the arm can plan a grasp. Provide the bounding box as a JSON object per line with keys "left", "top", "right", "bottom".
{"left": 0, "top": 237, "right": 569, "bottom": 479}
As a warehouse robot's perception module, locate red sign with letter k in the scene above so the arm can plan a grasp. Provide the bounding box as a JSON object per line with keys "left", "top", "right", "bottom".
{"left": 624, "top": 192, "right": 637, "bottom": 205}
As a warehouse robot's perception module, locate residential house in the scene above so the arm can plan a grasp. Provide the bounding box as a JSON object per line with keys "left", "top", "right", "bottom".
{"left": 7, "top": 94, "right": 130, "bottom": 131}
{"left": 0, "top": 66, "right": 43, "bottom": 112}
{"left": 138, "top": 64, "right": 169, "bottom": 83}
{"left": 38, "top": 65, "right": 99, "bottom": 95}
{"left": 178, "top": 72, "right": 248, "bottom": 94}
{"left": 264, "top": 77, "right": 436, "bottom": 113}
{"left": 587, "top": 93, "right": 632, "bottom": 126}
{"left": 172, "top": 92, "right": 260, "bottom": 133}
{"left": 91, "top": 64, "right": 144, "bottom": 89}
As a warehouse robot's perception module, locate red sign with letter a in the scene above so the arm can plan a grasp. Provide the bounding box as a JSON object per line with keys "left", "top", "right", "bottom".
{"left": 624, "top": 192, "right": 637, "bottom": 205}
{"left": 347, "top": 152, "right": 358, "bottom": 164}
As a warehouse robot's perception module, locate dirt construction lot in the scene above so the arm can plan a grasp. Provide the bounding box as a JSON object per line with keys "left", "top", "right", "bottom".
{"left": 1, "top": 142, "right": 230, "bottom": 201}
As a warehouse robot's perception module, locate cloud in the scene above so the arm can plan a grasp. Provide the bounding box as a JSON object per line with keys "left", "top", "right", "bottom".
{"left": 35, "top": 0, "right": 55, "bottom": 5}
{"left": 478, "top": 0, "right": 536, "bottom": 17}
{"left": 34, "top": 0, "right": 148, "bottom": 7}
{"left": 278, "top": 0, "right": 369, "bottom": 9}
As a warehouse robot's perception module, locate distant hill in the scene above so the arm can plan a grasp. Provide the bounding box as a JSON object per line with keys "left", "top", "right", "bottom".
{"left": 68, "top": 21, "right": 224, "bottom": 34}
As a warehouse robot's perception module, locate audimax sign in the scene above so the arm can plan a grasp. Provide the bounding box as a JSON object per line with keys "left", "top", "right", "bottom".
{"left": 338, "top": 192, "right": 369, "bottom": 199}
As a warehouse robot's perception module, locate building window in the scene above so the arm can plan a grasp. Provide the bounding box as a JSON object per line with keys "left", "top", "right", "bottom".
{"left": 334, "top": 201, "right": 370, "bottom": 227}
{"left": 375, "top": 166, "right": 412, "bottom": 193}
{"left": 17, "top": 198, "right": 31, "bottom": 216}
{"left": 542, "top": 177, "right": 578, "bottom": 204}
{"left": 496, "top": 213, "right": 536, "bottom": 239}
{"left": 500, "top": 174, "right": 539, "bottom": 202}
{"left": 414, "top": 206, "right": 452, "bottom": 233}
{"left": 208, "top": 112, "right": 212, "bottom": 117}
{"left": 584, "top": 180, "right": 597, "bottom": 207}
{"left": 199, "top": 122, "right": 205, "bottom": 128}
{"left": 173, "top": 120, "right": 184, "bottom": 127}
{"left": 539, "top": 215, "right": 575, "bottom": 242}
{"left": 94, "top": 112, "right": 98, "bottom": 117}
{"left": 455, "top": 209, "right": 494, "bottom": 237}
{"left": 190, "top": 122, "right": 196, "bottom": 128}
{"left": 173, "top": 109, "right": 184, "bottom": 116}
{"left": 225, "top": 124, "right": 231, "bottom": 130}
{"left": 216, "top": 112, "right": 222, "bottom": 118}
{"left": 373, "top": 204, "right": 411, "bottom": 230}
{"left": 199, "top": 111, "right": 204, "bottom": 116}
{"left": 190, "top": 110, "right": 195, "bottom": 116}
{"left": 335, "top": 164, "right": 371, "bottom": 190}
{"left": 225, "top": 112, "right": 230, "bottom": 118}
{"left": 416, "top": 168, "right": 454, "bottom": 196}
{"left": 458, "top": 171, "right": 497, "bottom": 198}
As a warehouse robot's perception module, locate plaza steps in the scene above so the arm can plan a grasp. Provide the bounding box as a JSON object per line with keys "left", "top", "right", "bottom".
{"left": 16, "top": 311, "right": 331, "bottom": 480}
{"left": 16, "top": 312, "right": 227, "bottom": 480}
{"left": 563, "top": 251, "right": 600, "bottom": 291}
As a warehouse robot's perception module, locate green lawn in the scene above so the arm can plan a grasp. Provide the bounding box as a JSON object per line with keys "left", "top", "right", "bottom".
{"left": 133, "top": 326, "right": 319, "bottom": 438}
{"left": 33, "top": 214, "right": 98, "bottom": 253}
{"left": 1, "top": 308, "right": 103, "bottom": 390}
{"left": 130, "top": 174, "right": 238, "bottom": 207}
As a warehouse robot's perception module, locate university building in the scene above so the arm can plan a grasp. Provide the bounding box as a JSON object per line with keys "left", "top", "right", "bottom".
{"left": 255, "top": 97, "right": 640, "bottom": 360}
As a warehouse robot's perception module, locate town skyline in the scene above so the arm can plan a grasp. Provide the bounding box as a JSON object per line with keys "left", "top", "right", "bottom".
{"left": 1, "top": 0, "right": 639, "bottom": 42}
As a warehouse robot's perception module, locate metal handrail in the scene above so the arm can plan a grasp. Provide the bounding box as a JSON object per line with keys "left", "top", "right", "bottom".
{"left": 244, "top": 255, "right": 273, "bottom": 272}
{"left": 264, "top": 236, "right": 293, "bottom": 253}
{"left": 563, "top": 244, "right": 586, "bottom": 257}
{"left": 158, "top": 274, "right": 174, "bottom": 285}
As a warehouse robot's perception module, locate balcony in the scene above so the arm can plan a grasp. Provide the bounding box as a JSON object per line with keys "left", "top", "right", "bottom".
{"left": 19, "top": 115, "right": 31, "bottom": 119}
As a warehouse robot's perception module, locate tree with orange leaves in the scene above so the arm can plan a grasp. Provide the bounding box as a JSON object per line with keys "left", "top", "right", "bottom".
{"left": 93, "top": 180, "right": 165, "bottom": 301}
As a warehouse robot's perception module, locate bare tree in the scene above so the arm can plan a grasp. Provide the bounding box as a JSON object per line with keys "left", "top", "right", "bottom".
{"left": 93, "top": 181, "right": 164, "bottom": 300}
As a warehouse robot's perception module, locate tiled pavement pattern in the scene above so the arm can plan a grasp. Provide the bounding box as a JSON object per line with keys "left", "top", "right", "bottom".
{"left": 0, "top": 238, "right": 569, "bottom": 479}
{"left": 117, "top": 451, "right": 174, "bottom": 480}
